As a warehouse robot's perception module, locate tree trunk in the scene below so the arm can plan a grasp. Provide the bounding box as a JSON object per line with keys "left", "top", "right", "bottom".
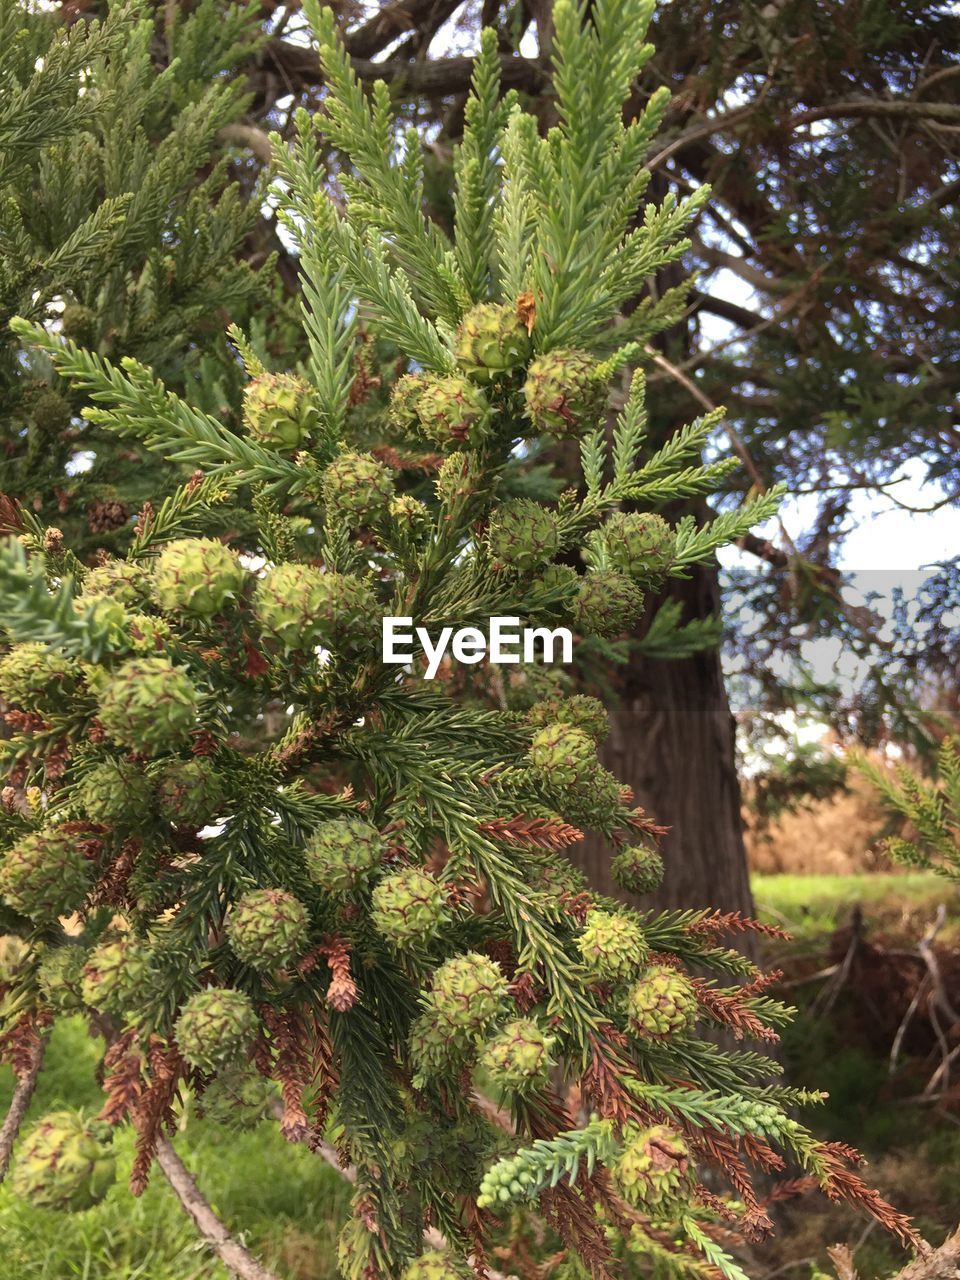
{"left": 571, "top": 560, "right": 753, "bottom": 916}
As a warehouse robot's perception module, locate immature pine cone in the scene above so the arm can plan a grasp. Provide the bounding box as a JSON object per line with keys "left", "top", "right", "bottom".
{"left": 424, "top": 952, "right": 508, "bottom": 1035}
{"left": 37, "top": 946, "right": 88, "bottom": 1012}
{"left": 624, "top": 964, "right": 698, "bottom": 1037}
{"left": 455, "top": 303, "right": 531, "bottom": 379}
{"left": 175, "top": 988, "right": 259, "bottom": 1072}
{"left": 227, "top": 889, "right": 308, "bottom": 970}
{"left": 153, "top": 537, "right": 246, "bottom": 616}
{"left": 12, "top": 1111, "right": 115, "bottom": 1211}
{"left": 402, "top": 1250, "right": 467, "bottom": 1280}
{"left": 523, "top": 349, "right": 606, "bottom": 436}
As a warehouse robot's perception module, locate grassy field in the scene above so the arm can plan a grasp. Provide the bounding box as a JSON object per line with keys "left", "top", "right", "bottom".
{"left": 1, "top": 873, "right": 957, "bottom": 1279}
{"left": 752, "top": 871, "right": 957, "bottom": 941}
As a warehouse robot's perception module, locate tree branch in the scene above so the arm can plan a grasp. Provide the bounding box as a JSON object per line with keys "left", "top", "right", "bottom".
{"left": 0, "top": 1032, "right": 47, "bottom": 1183}
{"left": 261, "top": 39, "right": 548, "bottom": 99}
{"left": 342, "top": 0, "right": 462, "bottom": 59}
{"left": 154, "top": 1136, "right": 280, "bottom": 1280}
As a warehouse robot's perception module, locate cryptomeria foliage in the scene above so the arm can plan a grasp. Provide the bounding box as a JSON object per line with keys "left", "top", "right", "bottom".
{"left": 0, "top": 0, "right": 281, "bottom": 558}
{"left": 0, "top": 2, "right": 921, "bottom": 1276}
{"left": 853, "top": 739, "right": 960, "bottom": 883}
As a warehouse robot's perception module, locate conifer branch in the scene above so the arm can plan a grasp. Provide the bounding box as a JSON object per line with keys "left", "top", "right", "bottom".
{"left": 154, "top": 1137, "right": 281, "bottom": 1280}
{"left": 0, "top": 1030, "right": 48, "bottom": 1184}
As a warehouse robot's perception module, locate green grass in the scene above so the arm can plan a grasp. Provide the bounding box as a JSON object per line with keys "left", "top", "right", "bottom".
{"left": 0, "top": 1019, "right": 350, "bottom": 1280}
{"left": 751, "top": 871, "right": 957, "bottom": 941}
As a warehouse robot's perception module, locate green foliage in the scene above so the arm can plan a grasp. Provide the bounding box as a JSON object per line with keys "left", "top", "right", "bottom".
{"left": 0, "top": 0, "right": 276, "bottom": 556}
{"left": 852, "top": 740, "right": 960, "bottom": 882}
{"left": 0, "top": 3, "right": 915, "bottom": 1278}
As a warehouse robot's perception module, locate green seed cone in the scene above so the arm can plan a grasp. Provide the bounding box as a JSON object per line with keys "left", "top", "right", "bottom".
{"left": 81, "top": 935, "right": 156, "bottom": 1016}
{"left": 0, "top": 828, "right": 91, "bottom": 921}
{"left": 0, "top": 933, "right": 31, "bottom": 984}
{"left": 572, "top": 571, "right": 644, "bottom": 637}
{"left": 77, "top": 759, "right": 153, "bottom": 827}
{"left": 153, "top": 538, "right": 246, "bottom": 617}
{"left": 37, "top": 946, "right": 88, "bottom": 1013}
{"left": 414, "top": 376, "right": 490, "bottom": 448}
{"left": 604, "top": 512, "right": 676, "bottom": 580}
{"left": 487, "top": 500, "right": 559, "bottom": 573}
{"left": 227, "top": 889, "right": 308, "bottom": 970}
{"left": 402, "top": 1250, "right": 469, "bottom": 1280}
{"left": 455, "top": 303, "right": 531, "bottom": 380}
{"left": 156, "top": 758, "right": 225, "bottom": 827}
{"left": 254, "top": 564, "right": 379, "bottom": 656}
{"left": 614, "top": 1125, "right": 693, "bottom": 1209}
{"left": 425, "top": 952, "right": 508, "bottom": 1034}
{"left": 624, "top": 963, "right": 698, "bottom": 1037}
{"left": 175, "top": 988, "right": 259, "bottom": 1073}
{"left": 0, "top": 643, "right": 78, "bottom": 708}
{"left": 526, "top": 695, "right": 609, "bottom": 743}
{"left": 242, "top": 372, "right": 314, "bottom": 451}
{"left": 303, "top": 817, "right": 383, "bottom": 894}
{"left": 12, "top": 1111, "right": 115, "bottom": 1211}
{"left": 370, "top": 867, "right": 446, "bottom": 947}
{"left": 197, "top": 1069, "right": 278, "bottom": 1130}
{"left": 523, "top": 349, "right": 606, "bottom": 436}
{"left": 79, "top": 560, "right": 150, "bottom": 609}
{"left": 323, "top": 451, "right": 394, "bottom": 522}
{"left": 479, "top": 1018, "right": 555, "bottom": 1092}
{"left": 528, "top": 722, "right": 597, "bottom": 788}
{"left": 97, "top": 658, "right": 199, "bottom": 754}
{"left": 577, "top": 908, "right": 648, "bottom": 982}
{"left": 611, "top": 844, "right": 664, "bottom": 895}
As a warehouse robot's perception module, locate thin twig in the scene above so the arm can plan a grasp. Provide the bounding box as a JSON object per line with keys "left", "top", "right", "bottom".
{"left": 889, "top": 975, "right": 930, "bottom": 1078}
{"left": 0, "top": 1032, "right": 48, "bottom": 1182}
{"left": 154, "top": 1136, "right": 280, "bottom": 1280}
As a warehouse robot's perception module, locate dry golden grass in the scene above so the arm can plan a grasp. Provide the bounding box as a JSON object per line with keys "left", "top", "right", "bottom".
{"left": 744, "top": 769, "right": 893, "bottom": 876}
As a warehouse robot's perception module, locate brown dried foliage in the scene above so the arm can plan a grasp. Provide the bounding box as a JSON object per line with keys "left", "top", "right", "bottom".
{"left": 478, "top": 815, "right": 584, "bottom": 849}
{"left": 690, "top": 977, "right": 780, "bottom": 1042}
{"left": 0, "top": 1010, "right": 52, "bottom": 1078}
{"left": 319, "top": 935, "right": 358, "bottom": 1012}
{"left": 815, "top": 1140, "right": 925, "bottom": 1251}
